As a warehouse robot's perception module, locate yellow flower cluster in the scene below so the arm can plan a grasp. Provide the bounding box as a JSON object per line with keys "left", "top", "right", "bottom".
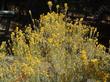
{"left": 80, "top": 50, "right": 88, "bottom": 65}
{"left": 21, "top": 63, "right": 35, "bottom": 76}
{"left": 91, "top": 59, "right": 98, "bottom": 64}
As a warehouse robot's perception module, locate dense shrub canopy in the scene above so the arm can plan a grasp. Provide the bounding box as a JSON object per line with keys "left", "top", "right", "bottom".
{"left": 0, "top": 8, "right": 110, "bottom": 82}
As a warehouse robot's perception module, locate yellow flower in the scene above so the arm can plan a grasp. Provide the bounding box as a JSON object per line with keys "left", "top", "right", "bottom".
{"left": 21, "top": 63, "right": 35, "bottom": 76}
{"left": 91, "top": 59, "right": 98, "bottom": 64}
{"left": 97, "top": 44, "right": 105, "bottom": 49}
{"left": 56, "top": 5, "right": 60, "bottom": 9}
{"left": 19, "top": 30, "right": 23, "bottom": 37}
{"left": 15, "top": 27, "right": 19, "bottom": 32}
{"left": 54, "top": 42, "right": 60, "bottom": 47}
{"left": 0, "top": 53, "right": 5, "bottom": 61}
{"left": 40, "top": 27, "right": 45, "bottom": 33}
{"left": 80, "top": 50, "right": 88, "bottom": 64}
{"left": 80, "top": 18, "right": 83, "bottom": 21}
{"left": 0, "top": 42, "right": 6, "bottom": 49}
{"left": 48, "top": 38, "right": 53, "bottom": 43}
{"left": 30, "top": 37, "right": 35, "bottom": 45}
{"left": 11, "top": 32, "right": 15, "bottom": 38}
{"left": 26, "top": 54, "right": 33, "bottom": 61}
{"left": 35, "top": 57, "right": 41, "bottom": 64}
{"left": 80, "top": 54, "right": 87, "bottom": 60}
{"left": 64, "top": 3, "right": 68, "bottom": 8}
{"left": 47, "top": 1, "right": 53, "bottom": 8}
{"left": 81, "top": 50, "right": 86, "bottom": 54}
{"left": 64, "top": 3, "right": 68, "bottom": 11}
{"left": 9, "top": 64, "right": 17, "bottom": 74}
{"left": 52, "top": 33, "right": 57, "bottom": 38}
{"left": 103, "top": 73, "right": 109, "bottom": 82}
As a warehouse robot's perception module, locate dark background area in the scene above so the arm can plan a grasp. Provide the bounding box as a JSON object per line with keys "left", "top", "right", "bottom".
{"left": 0, "top": 0, "right": 110, "bottom": 18}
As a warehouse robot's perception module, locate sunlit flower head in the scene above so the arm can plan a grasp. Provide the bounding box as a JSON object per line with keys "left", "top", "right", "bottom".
{"left": 64, "top": 3, "right": 68, "bottom": 11}
{"left": 91, "top": 59, "right": 98, "bottom": 64}
{"left": 47, "top": 1, "right": 53, "bottom": 10}
{"left": 56, "top": 4, "right": 60, "bottom": 10}
{"left": 80, "top": 50, "right": 87, "bottom": 62}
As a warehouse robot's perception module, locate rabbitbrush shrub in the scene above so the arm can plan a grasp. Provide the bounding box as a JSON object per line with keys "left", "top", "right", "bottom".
{"left": 0, "top": 10, "right": 110, "bottom": 82}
